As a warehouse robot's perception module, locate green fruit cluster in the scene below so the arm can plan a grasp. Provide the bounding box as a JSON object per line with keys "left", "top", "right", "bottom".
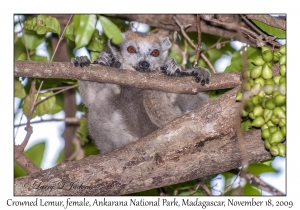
{"left": 236, "top": 45, "right": 286, "bottom": 157}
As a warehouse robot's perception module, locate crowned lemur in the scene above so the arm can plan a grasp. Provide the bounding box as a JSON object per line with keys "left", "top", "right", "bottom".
{"left": 72, "top": 31, "right": 211, "bottom": 154}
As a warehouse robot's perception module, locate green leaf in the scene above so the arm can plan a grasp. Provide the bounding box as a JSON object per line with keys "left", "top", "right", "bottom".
{"left": 22, "top": 91, "right": 58, "bottom": 118}
{"left": 24, "top": 14, "right": 61, "bottom": 35}
{"left": 78, "top": 118, "right": 88, "bottom": 145}
{"left": 61, "top": 79, "right": 78, "bottom": 85}
{"left": 247, "top": 162, "right": 278, "bottom": 176}
{"left": 23, "top": 29, "right": 45, "bottom": 51}
{"left": 73, "top": 15, "right": 97, "bottom": 48}
{"left": 252, "top": 20, "right": 286, "bottom": 39}
{"left": 243, "top": 182, "right": 261, "bottom": 195}
{"left": 225, "top": 47, "right": 260, "bottom": 72}
{"left": 14, "top": 142, "right": 46, "bottom": 178}
{"left": 14, "top": 38, "right": 26, "bottom": 60}
{"left": 99, "top": 15, "right": 122, "bottom": 45}
{"left": 17, "top": 52, "right": 27, "bottom": 60}
{"left": 86, "top": 29, "right": 107, "bottom": 52}
{"left": 64, "top": 22, "right": 75, "bottom": 41}
{"left": 30, "top": 54, "right": 48, "bottom": 62}
{"left": 260, "top": 158, "right": 274, "bottom": 166}
{"left": 90, "top": 51, "right": 100, "bottom": 63}
{"left": 14, "top": 79, "right": 26, "bottom": 98}
{"left": 241, "top": 119, "right": 252, "bottom": 131}
{"left": 35, "top": 92, "right": 56, "bottom": 116}
{"left": 84, "top": 142, "right": 99, "bottom": 157}
{"left": 47, "top": 103, "right": 62, "bottom": 115}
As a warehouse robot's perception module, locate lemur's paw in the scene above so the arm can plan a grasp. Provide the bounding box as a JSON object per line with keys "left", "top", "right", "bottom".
{"left": 191, "top": 66, "right": 211, "bottom": 86}
{"left": 97, "top": 51, "right": 113, "bottom": 66}
{"left": 162, "top": 58, "right": 182, "bottom": 77}
{"left": 71, "top": 56, "right": 91, "bottom": 67}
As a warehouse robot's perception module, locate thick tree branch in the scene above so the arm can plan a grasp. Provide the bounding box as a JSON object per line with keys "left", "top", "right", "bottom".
{"left": 14, "top": 60, "right": 242, "bottom": 94}
{"left": 112, "top": 14, "right": 255, "bottom": 46}
{"left": 246, "top": 14, "right": 286, "bottom": 30}
{"left": 14, "top": 87, "right": 271, "bottom": 196}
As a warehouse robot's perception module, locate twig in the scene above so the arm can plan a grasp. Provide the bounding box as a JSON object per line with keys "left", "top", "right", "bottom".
{"left": 240, "top": 15, "right": 281, "bottom": 48}
{"left": 202, "top": 40, "right": 231, "bottom": 54}
{"left": 14, "top": 117, "right": 81, "bottom": 127}
{"left": 194, "top": 14, "right": 202, "bottom": 67}
{"left": 221, "top": 167, "right": 243, "bottom": 195}
{"left": 190, "top": 180, "right": 212, "bottom": 196}
{"left": 240, "top": 172, "right": 285, "bottom": 196}
{"left": 50, "top": 14, "right": 73, "bottom": 62}
{"left": 201, "top": 54, "right": 216, "bottom": 74}
{"left": 34, "top": 84, "right": 78, "bottom": 107}
{"left": 34, "top": 14, "right": 74, "bottom": 110}
{"left": 173, "top": 16, "right": 216, "bottom": 73}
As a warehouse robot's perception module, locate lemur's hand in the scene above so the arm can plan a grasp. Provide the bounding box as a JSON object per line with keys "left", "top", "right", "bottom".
{"left": 159, "top": 58, "right": 211, "bottom": 85}
{"left": 190, "top": 66, "right": 211, "bottom": 86}
{"left": 158, "top": 58, "right": 182, "bottom": 77}
{"left": 71, "top": 56, "right": 91, "bottom": 67}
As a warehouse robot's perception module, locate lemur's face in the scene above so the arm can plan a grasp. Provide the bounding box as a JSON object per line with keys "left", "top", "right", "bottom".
{"left": 118, "top": 32, "right": 171, "bottom": 72}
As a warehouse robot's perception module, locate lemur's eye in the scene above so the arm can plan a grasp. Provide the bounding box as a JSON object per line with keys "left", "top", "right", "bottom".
{"left": 127, "top": 46, "right": 136, "bottom": 53}
{"left": 151, "top": 49, "right": 160, "bottom": 57}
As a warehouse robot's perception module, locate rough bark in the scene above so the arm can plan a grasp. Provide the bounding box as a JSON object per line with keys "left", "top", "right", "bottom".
{"left": 98, "top": 14, "right": 254, "bottom": 46}
{"left": 14, "top": 87, "right": 271, "bottom": 196}
{"left": 14, "top": 60, "right": 242, "bottom": 94}
{"left": 246, "top": 14, "right": 286, "bottom": 30}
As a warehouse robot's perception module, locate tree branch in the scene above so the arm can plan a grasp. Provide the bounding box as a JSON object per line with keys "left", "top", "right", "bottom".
{"left": 14, "top": 60, "right": 242, "bottom": 94}
{"left": 246, "top": 14, "right": 286, "bottom": 30}
{"left": 14, "top": 87, "right": 271, "bottom": 196}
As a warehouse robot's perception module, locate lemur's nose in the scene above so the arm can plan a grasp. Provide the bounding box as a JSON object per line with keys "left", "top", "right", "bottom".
{"left": 139, "top": 60, "right": 150, "bottom": 71}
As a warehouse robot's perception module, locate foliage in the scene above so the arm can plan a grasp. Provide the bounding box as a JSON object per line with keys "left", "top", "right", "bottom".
{"left": 14, "top": 14, "right": 286, "bottom": 195}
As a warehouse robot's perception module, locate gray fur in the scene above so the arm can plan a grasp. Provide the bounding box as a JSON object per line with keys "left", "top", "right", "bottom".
{"left": 75, "top": 31, "right": 210, "bottom": 153}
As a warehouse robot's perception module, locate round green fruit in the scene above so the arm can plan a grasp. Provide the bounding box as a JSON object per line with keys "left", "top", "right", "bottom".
{"left": 252, "top": 56, "right": 265, "bottom": 66}
{"left": 281, "top": 125, "right": 286, "bottom": 137}
{"left": 280, "top": 65, "right": 286, "bottom": 77}
{"left": 263, "top": 109, "right": 273, "bottom": 122}
{"left": 242, "top": 80, "right": 251, "bottom": 91}
{"left": 268, "top": 126, "right": 278, "bottom": 134}
{"left": 279, "top": 55, "right": 286, "bottom": 65}
{"left": 261, "top": 46, "right": 271, "bottom": 53}
{"left": 265, "top": 99, "right": 276, "bottom": 110}
{"left": 278, "top": 118, "right": 286, "bottom": 127}
{"left": 264, "top": 84, "right": 274, "bottom": 95}
{"left": 254, "top": 77, "right": 265, "bottom": 87}
{"left": 269, "top": 130, "right": 285, "bottom": 145}
{"left": 252, "top": 95, "right": 262, "bottom": 105}
{"left": 253, "top": 105, "right": 263, "bottom": 117}
{"left": 273, "top": 75, "right": 282, "bottom": 85}
{"left": 241, "top": 109, "right": 249, "bottom": 117}
{"left": 262, "top": 50, "right": 273, "bottom": 62}
{"left": 261, "top": 63, "right": 273, "bottom": 80}
{"left": 264, "top": 138, "right": 271, "bottom": 149}
{"left": 273, "top": 107, "right": 286, "bottom": 119}
{"left": 269, "top": 145, "right": 280, "bottom": 156}
{"left": 265, "top": 79, "right": 275, "bottom": 85}
{"left": 261, "top": 124, "right": 269, "bottom": 130}
{"left": 244, "top": 100, "right": 254, "bottom": 112}
{"left": 251, "top": 116, "right": 265, "bottom": 127}
{"left": 236, "top": 91, "right": 242, "bottom": 101}
{"left": 277, "top": 143, "right": 286, "bottom": 157}
{"left": 279, "top": 45, "right": 286, "bottom": 55}
{"left": 242, "top": 69, "right": 250, "bottom": 79}
{"left": 262, "top": 128, "right": 270, "bottom": 139}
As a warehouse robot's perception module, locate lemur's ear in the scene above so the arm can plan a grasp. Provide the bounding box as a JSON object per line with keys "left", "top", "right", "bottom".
{"left": 161, "top": 37, "right": 172, "bottom": 51}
